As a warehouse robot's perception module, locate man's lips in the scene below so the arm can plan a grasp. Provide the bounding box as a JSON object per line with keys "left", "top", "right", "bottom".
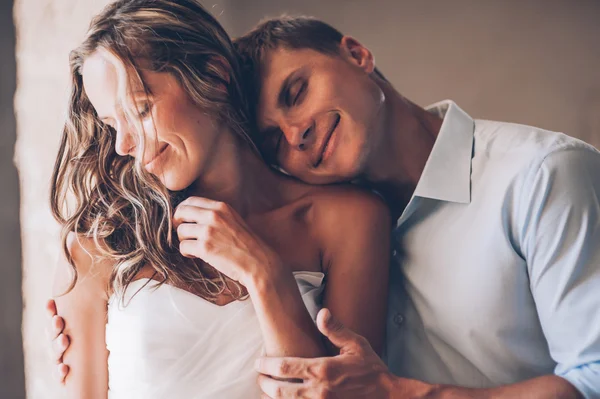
{"left": 313, "top": 114, "right": 341, "bottom": 168}
{"left": 144, "top": 143, "right": 169, "bottom": 170}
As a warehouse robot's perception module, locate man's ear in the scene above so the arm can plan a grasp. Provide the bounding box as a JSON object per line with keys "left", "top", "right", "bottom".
{"left": 340, "top": 36, "right": 375, "bottom": 74}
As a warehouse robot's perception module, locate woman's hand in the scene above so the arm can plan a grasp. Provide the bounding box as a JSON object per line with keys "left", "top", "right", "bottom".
{"left": 173, "top": 196, "right": 283, "bottom": 288}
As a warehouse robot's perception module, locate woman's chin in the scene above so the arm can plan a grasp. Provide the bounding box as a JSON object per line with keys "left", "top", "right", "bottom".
{"left": 163, "top": 175, "right": 194, "bottom": 193}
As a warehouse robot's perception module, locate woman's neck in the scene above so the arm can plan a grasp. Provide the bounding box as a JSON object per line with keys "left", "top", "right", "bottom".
{"left": 185, "top": 131, "right": 293, "bottom": 218}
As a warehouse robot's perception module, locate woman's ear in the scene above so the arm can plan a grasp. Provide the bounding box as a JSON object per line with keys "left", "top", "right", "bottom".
{"left": 340, "top": 36, "right": 375, "bottom": 74}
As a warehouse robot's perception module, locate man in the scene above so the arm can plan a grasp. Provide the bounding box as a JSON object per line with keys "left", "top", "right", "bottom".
{"left": 48, "top": 16, "right": 600, "bottom": 398}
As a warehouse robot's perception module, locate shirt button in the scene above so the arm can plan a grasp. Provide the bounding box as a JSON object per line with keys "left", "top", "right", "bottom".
{"left": 393, "top": 313, "right": 404, "bottom": 326}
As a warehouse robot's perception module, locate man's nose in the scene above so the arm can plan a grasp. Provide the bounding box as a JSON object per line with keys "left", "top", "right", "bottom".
{"left": 281, "top": 121, "right": 313, "bottom": 151}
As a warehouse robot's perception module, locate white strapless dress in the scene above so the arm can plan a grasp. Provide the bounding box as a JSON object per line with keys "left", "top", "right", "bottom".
{"left": 105, "top": 271, "right": 324, "bottom": 399}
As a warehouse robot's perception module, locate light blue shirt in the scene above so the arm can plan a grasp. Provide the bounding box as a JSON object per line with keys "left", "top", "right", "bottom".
{"left": 386, "top": 100, "right": 600, "bottom": 398}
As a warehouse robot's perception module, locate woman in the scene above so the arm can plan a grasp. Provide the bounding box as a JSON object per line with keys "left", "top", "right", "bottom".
{"left": 50, "top": 0, "right": 390, "bottom": 397}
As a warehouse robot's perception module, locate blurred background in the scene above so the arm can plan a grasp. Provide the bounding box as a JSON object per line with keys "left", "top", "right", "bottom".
{"left": 2, "top": 0, "right": 599, "bottom": 397}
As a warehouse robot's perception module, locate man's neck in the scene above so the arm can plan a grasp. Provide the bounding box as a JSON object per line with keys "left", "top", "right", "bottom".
{"left": 359, "top": 81, "right": 443, "bottom": 218}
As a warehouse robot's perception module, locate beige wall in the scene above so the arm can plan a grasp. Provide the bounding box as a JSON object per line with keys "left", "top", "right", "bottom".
{"left": 13, "top": 0, "right": 599, "bottom": 398}
{"left": 225, "top": 0, "right": 600, "bottom": 147}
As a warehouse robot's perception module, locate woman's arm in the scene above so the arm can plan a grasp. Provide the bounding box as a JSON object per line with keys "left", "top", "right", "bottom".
{"left": 315, "top": 188, "right": 391, "bottom": 354}
{"left": 173, "top": 196, "right": 327, "bottom": 358}
{"left": 245, "top": 261, "right": 327, "bottom": 357}
{"left": 53, "top": 232, "right": 111, "bottom": 398}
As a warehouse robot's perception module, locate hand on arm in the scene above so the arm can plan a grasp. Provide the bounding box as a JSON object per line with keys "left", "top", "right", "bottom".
{"left": 256, "top": 308, "right": 398, "bottom": 399}
{"left": 52, "top": 232, "right": 111, "bottom": 398}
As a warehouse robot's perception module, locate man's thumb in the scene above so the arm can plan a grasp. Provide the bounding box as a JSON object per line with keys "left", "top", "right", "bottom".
{"left": 316, "top": 308, "right": 364, "bottom": 350}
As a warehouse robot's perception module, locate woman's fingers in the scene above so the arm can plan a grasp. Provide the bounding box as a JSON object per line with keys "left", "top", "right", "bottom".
{"left": 176, "top": 222, "right": 202, "bottom": 241}
{"left": 173, "top": 204, "right": 226, "bottom": 229}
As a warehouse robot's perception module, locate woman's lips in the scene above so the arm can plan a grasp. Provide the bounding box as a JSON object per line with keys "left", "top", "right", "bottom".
{"left": 144, "top": 144, "right": 169, "bottom": 173}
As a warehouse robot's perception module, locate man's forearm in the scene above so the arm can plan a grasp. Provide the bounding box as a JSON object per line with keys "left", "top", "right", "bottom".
{"left": 389, "top": 375, "right": 583, "bottom": 399}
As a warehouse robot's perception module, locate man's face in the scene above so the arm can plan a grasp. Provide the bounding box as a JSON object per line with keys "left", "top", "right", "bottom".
{"left": 256, "top": 40, "right": 386, "bottom": 184}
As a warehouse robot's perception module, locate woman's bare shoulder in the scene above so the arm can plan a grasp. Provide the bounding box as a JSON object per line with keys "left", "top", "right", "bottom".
{"left": 304, "top": 184, "right": 391, "bottom": 227}
{"left": 296, "top": 185, "right": 392, "bottom": 265}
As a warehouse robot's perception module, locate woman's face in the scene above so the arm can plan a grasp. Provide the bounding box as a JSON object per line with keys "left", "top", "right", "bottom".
{"left": 82, "top": 48, "right": 223, "bottom": 191}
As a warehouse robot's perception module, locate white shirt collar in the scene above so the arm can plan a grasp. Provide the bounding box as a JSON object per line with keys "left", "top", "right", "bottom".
{"left": 412, "top": 100, "right": 475, "bottom": 204}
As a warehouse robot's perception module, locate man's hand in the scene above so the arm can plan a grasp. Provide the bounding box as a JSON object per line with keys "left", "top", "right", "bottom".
{"left": 254, "top": 308, "right": 400, "bottom": 398}
{"left": 256, "top": 308, "right": 586, "bottom": 399}
{"left": 45, "top": 299, "right": 70, "bottom": 383}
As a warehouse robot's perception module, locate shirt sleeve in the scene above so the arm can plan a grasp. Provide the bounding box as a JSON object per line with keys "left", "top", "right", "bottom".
{"left": 521, "top": 146, "right": 600, "bottom": 399}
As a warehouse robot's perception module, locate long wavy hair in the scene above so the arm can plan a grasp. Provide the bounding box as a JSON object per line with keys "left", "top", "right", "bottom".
{"left": 50, "top": 0, "right": 255, "bottom": 302}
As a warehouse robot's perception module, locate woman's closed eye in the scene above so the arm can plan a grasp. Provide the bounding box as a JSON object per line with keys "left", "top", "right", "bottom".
{"left": 136, "top": 102, "right": 152, "bottom": 118}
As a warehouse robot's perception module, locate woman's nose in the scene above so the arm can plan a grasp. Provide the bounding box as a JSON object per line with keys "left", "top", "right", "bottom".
{"left": 114, "top": 123, "right": 136, "bottom": 156}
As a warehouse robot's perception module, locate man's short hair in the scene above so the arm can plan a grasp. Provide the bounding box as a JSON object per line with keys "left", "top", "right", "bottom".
{"left": 234, "top": 16, "right": 384, "bottom": 129}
